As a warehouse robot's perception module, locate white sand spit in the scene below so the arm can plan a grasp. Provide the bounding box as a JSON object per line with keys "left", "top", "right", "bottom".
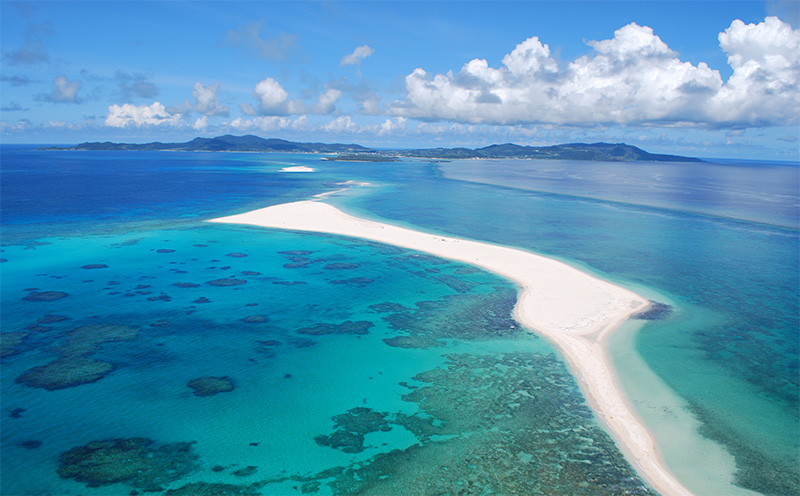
{"left": 209, "top": 200, "right": 693, "bottom": 496}
{"left": 279, "top": 166, "right": 315, "bottom": 172}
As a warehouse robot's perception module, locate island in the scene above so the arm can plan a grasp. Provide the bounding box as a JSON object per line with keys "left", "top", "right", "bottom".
{"left": 46, "top": 134, "right": 702, "bottom": 163}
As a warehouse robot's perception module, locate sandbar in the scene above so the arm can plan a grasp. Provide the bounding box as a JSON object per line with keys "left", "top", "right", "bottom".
{"left": 209, "top": 200, "right": 692, "bottom": 496}
{"left": 279, "top": 166, "right": 315, "bottom": 172}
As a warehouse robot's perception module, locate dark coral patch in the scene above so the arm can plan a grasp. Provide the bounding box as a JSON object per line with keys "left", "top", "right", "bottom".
{"left": 296, "top": 321, "right": 373, "bottom": 336}
{"left": 241, "top": 315, "right": 269, "bottom": 324}
{"left": 633, "top": 301, "right": 673, "bottom": 320}
{"left": 193, "top": 297, "right": 212, "bottom": 304}
{"left": 1, "top": 332, "right": 29, "bottom": 358}
{"left": 174, "top": 282, "right": 201, "bottom": 288}
{"left": 165, "top": 482, "right": 264, "bottom": 496}
{"left": 272, "top": 280, "right": 306, "bottom": 286}
{"left": 383, "top": 335, "right": 445, "bottom": 349}
{"left": 241, "top": 271, "right": 261, "bottom": 276}
{"left": 58, "top": 438, "right": 198, "bottom": 491}
{"left": 19, "top": 440, "right": 42, "bottom": 449}
{"left": 278, "top": 250, "right": 314, "bottom": 256}
{"left": 39, "top": 314, "right": 70, "bottom": 324}
{"left": 226, "top": 253, "right": 248, "bottom": 258}
{"left": 156, "top": 249, "right": 175, "bottom": 253}
{"left": 331, "top": 277, "right": 374, "bottom": 286}
{"left": 323, "top": 263, "right": 359, "bottom": 270}
{"left": 188, "top": 376, "right": 235, "bottom": 397}
{"left": 81, "top": 264, "right": 108, "bottom": 269}
{"left": 232, "top": 466, "right": 258, "bottom": 477}
{"left": 206, "top": 278, "right": 246, "bottom": 287}
{"left": 314, "top": 407, "right": 393, "bottom": 454}
{"left": 16, "top": 357, "right": 114, "bottom": 390}
{"left": 24, "top": 291, "right": 68, "bottom": 302}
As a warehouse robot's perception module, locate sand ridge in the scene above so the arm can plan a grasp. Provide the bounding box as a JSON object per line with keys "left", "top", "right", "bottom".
{"left": 209, "top": 200, "right": 693, "bottom": 496}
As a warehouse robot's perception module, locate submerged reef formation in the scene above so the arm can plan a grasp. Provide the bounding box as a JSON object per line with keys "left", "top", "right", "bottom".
{"left": 314, "top": 408, "right": 394, "bottom": 453}
{"left": 187, "top": 376, "right": 235, "bottom": 397}
{"left": 15, "top": 324, "right": 139, "bottom": 390}
{"left": 165, "top": 481, "right": 265, "bottom": 495}
{"left": 368, "top": 286, "right": 519, "bottom": 349}
{"left": 57, "top": 438, "right": 199, "bottom": 491}
{"left": 23, "top": 291, "right": 69, "bottom": 302}
{"left": 307, "top": 352, "right": 655, "bottom": 495}
{"left": 633, "top": 301, "right": 673, "bottom": 320}
{"left": 296, "top": 320, "right": 373, "bottom": 336}
{"left": 1, "top": 332, "right": 29, "bottom": 358}
{"left": 206, "top": 278, "right": 247, "bottom": 286}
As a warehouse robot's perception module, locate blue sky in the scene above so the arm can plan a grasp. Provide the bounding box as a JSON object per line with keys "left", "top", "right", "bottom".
{"left": 1, "top": 0, "right": 798, "bottom": 159}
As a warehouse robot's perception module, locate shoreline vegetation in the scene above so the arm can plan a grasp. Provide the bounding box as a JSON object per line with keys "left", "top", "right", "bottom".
{"left": 43, "top": 134, "right": 702, "bottom": 163}
{"left": 209, "top": 197, "right": 693, "bottom": 496}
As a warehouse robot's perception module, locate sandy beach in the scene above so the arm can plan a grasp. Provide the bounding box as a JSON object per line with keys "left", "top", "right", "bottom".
{"left": 209, "top": 200, "right": 693, "bottom": 496}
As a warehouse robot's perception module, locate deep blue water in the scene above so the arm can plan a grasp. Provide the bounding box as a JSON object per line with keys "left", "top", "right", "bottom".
{"left": 1, "top": 147, "right": 798, "bottom": 495}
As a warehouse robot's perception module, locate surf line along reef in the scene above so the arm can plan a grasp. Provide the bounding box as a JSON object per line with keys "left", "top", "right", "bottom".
{"left": 209, "top": 199, "right": 692, "bottom": 496}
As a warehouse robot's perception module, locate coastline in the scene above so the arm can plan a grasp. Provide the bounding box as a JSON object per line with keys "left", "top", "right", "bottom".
{"left": 208, "top": 199, "right": 693, "bottom": 496}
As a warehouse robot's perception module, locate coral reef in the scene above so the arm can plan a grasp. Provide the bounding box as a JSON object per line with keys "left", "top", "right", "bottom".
{"left": 23, "top": 291, "right": 68, "bottom": 302}
{"left": 1, "top": 332, "right": 29, "bottom": 358}
{"left": 57, "top": 438, "right": 198, "bottom": 491}
{"left": 16, "top": 324, "right": 139, "bottom": 390}
{"left": 188, "top": 376, "right": 235, "bottom": 397}
{"left": 315, "top": 407, "right": 393, "bottom": 453}
{"left": 296, "top": 320, "right": 373, "bottom": 336}
{"left": 206, "top": 278, "right": 246, "bottom": 286}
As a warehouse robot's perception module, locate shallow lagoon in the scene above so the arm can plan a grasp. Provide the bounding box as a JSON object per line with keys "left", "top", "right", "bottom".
{"left": 1, "top": 148, "right": 798, "bottom": 495}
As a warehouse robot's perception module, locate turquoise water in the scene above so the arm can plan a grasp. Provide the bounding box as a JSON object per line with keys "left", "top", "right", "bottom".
{"left": 1, "top": 148, "right": 798, "bottom": 495}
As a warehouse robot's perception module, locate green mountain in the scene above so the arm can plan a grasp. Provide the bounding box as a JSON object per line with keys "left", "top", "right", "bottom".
{"left": 56, "top": 135, "right": 702, "bottom": 162}
{"left": 65, "top": 134, "right": 372, "bottom": 154}
{"left": 398, "top": 142, "right": 702, "bottom": 162}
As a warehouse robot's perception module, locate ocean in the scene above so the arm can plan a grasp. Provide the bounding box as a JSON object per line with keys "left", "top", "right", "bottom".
{"left": 1, "top": 147, "right": 797, "bottom": 495}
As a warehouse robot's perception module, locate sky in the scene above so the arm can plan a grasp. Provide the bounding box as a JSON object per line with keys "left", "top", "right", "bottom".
{"left": 1, "top": 0, "right": 798, "bottom": 159}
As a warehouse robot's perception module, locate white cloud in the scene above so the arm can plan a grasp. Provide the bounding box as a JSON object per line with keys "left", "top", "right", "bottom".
{"left": 378, "top": 116, "right": 406, "bottom": 135}
{"left": 254, "top": 77, "right": 288, "bottom": 110}
{"left": 105, "top": 102, "right": 182, "bottom": 128}
{"left": 323, "top": 115, "right": 358, "bottom": 132}
{"left": 341, "top": 45, "right": 374, "bottom": 66}
{"left": 193, "top": 116, "right": 208, "bottom": 130}
{"left": 311, "top": 88, "right": 342, "bottom": 114}
{"left": 390, "top": 17, "right": 799, "bottom": 129}
{"left": 227, "top": 115, "right": 306, "bottom": 132}
{"left": 44, "top": 75, "right": 81, "bottom": 103}
{"left": 193, "top": 82, "right": 229, "bottom": 116}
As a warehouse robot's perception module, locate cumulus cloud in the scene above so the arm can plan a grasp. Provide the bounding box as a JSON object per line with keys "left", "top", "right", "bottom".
{"left": 223, "top": 20, "right": 299, "bottom": 61}
{"left": 105, "top": 102, "right": 182, "bottom": 127}
{"left": 390, "top": 17, "right": 799, "bottom": 129}
{"left": 323, "top": 115, "right": 358, "bottom": 133}
{"left": 193, "top": 82, "right": 229, "bottom": 116}
{"left": 341, "top": 45, "right": 374, "bottom": 66}
{"left": 227, "top": 115, "right": 307, "bottom": 132}
{"left": 311, "top": 88, "right": 342, "bottom": 114}
{"left": 116, "top": 71, "right": 159, "bottom": 99}
{"left": 39, "top": 75, "right": 82, "bottom": 103}
{"left": 248, "top": 77, "right": 306, "bottom": 115}
{"left": 378, "top": 116, "right": 407, "bottom": 135}
{"left": 255, "top": 77, "right": 288, "bottom": 110}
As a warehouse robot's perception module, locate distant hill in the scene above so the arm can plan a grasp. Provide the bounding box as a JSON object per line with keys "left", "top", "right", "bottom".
{"left": 53, "top": 135, "right": 702, "bottom": 162}
{"left": 63, "top": 134, "right": 372, "bottom": 154}
{"left": 396, "top": 142, "right": 702, "bottom": 162}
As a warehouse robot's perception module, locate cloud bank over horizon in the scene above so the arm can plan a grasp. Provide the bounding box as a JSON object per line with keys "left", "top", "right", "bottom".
{"left": 390, "top": 17, "right": 799, "bottom": 128}
{"left": 1, "top": 2, "right": 798, "bottom": 159}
